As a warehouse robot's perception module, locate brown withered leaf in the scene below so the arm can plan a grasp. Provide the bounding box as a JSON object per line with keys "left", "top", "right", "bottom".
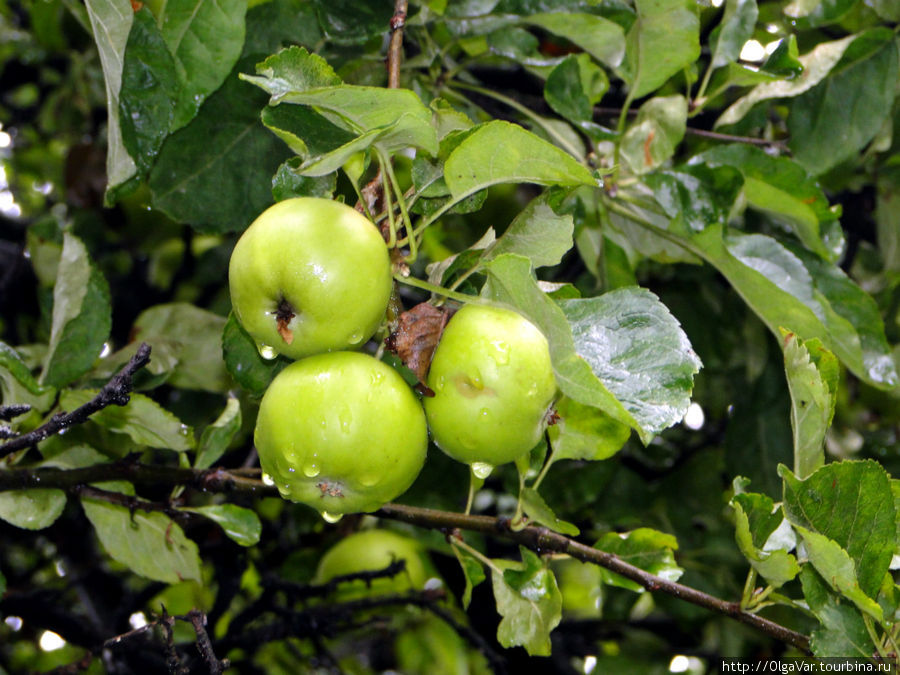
{"left": 385, "top": 302, "right": 453, "bottom": 395}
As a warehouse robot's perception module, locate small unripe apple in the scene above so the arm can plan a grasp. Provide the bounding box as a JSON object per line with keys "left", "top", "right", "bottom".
{"left": 229, "top": 197, "right": 392, "bottom": 360}
{"left": 255, "top": 352, "right": 427, "bottom": 516}
{"left": 313, "top": 529, "right": 434, "bottom": 598}
{"left": 424, "top": 304, "right": 557, "bottom": 469}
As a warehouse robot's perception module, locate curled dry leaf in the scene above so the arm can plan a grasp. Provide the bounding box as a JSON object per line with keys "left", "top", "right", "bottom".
{"left": 385, "top": 302, "right": 453, "bottom": 395}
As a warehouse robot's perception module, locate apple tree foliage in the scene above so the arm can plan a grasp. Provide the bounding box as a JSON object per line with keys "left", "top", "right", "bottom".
{"left": 2, "top": 0, "right": 900, "bottom": 671}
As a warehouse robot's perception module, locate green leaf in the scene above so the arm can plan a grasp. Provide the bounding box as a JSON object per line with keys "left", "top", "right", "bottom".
{"left": 716, "top": 33, "right": 857, "bottom": 128}
{"left": 195, "top": 396, "right": 242, "bottom": 469}
{"left": 492, "top": 549, "right": 562, "bottom": 656}
{"left": 81, "top": 497, "right": 202, "bottom": 584}
{"left": 645, "top": 163, "right": 743, "bottom": 233}
{"left": 84, "top": 0, "right": 136, "bottom": 195}
{"left": 731, "top": 493, "right": 800, "bottom": 587}
{"left": 620, "top": 95, "right": 687, "bottom": 174}
{"left": 118, "top": 7, "right": 178, "bottom": 175}
{"left": 525, "top": 13, "right": 625, "bottom": 68}
{"left": 544, "top": 54, "right": 609, "bottom": 124}
{"left": 547, "top": 395, "right": 631, "bottom": 462}
{"left": 709, "top": 0, "right": 758, "bottom": 68}
{"left": 800, "top": 566, "right": 876, "bottom": 658}
{"left": 246, "top": 46, "right": 341, "bottom": 100}
{"left": 131, "top": 303, "right": 229, "bottom": 393}
{"left": 621, "top": 0, "right": 700, "bottom": 99}
{"left": 559, "top": 287, "right": 702, "bottom": 441}
{"left": 272, "top": 158, "right": 337, "bottom": 201}
{"left": 694, "top": 144, "right": 839, "bottom": 260}
{"left": 520, "top": 488, "right": 580, "bottom": 536}
{"left": 481, "top": 254, "right": 642, "bottom": 437}
{"left": 870, "top": 0, "right": 900, "bottom": 19}
{"left": 149, "top": 59, "right": 292, "bottom": 233}
{"left": 0, "top": 489, "right": 67, "bottom": 530}
{"left": 761, "top": 35, "right": 803, "bottom": 78}
{"left": 484, "top": 191, "right": 575, "bottom": 269}
{"left": 594, "top": 528, "right": 684, "bottom": 592}
{"left": 784, "top": 0, "right": 859, "bottom": 28}
{"left": 182, "top": 504, "right": 261, "bottom": 546}
{"left": 780, "top": 461, "right": 895, "bottom": 600}
{"left": 310, "top": 0, "right": 393, "bottom": 46}
{"left": 42, "top": 232, "right": 112, "bottom": 388}
{"left": 156, "top": 0, "right": 246, "bottom": 130}
{"left": 452, "top": 545, "right": 486, "bottom": 610}
{"left": 222, "top": 312, "right": 289, "bottom": 396}
{"left": 0, "top": 341, "right": 50, "bottom": 396}
{"left": 443, "top": 121, "right": 597, "bottom": 202}
{"left": 60, "top": 389, "right": 195, "bottom": 451}
{"left": 788, "top": 29, "right": 898, "bottom": 175}
{"left": 780, "top": 331, "right": 838, "bottom": 479}
{"left": 794, "top": 525, "right": 882, "bottom": 621}
{"left": 260, "top": 105, "right": 356, "bottom": 159}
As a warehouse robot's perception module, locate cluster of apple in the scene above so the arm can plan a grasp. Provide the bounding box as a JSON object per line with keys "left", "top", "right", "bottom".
{"left": 228, "top": 197, "right": 558, "bottom": 520}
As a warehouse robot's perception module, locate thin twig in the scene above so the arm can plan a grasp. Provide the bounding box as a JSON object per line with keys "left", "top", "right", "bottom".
{"left": 0, "top": 343, "right": 152, "bottom": 459}
{"left": 187, "top": 610, "right": 228, "bottom": 675}
{"left": 387, "top": 0, "right": 409, "bottom": 90}
{"left": 73, "top": 485, "right": 191, "bottom": 525}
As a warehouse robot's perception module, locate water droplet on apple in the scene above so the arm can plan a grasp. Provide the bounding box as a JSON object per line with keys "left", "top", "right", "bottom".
{"left": 338, "top": 404, "right": 352, "bottom": 433}
{"left": 359, "top": 473, "right": 379, "bottom": 487}
{"left": 490, "top": 340, "right": 510, "bottom": 365}
{"left": 479, "top": 407, "right": 490, "bottom": 419}
{"left": 278, "top": 483, "right": 292, "bottom": 498}
{"left": 348, "top": 331, "right": 362, "bottom": 344}
{"left": 321, "top": 511, "right": 343, "bottom": 523}
{"left": 257, "top": 343, "right": 277, "bottom": 360}
{"left": 471, "top": 462, "right": 493, "bottom": 479}
{"left": 303, "top": 463, "right": 320, "bottom": 477}
{"left": 261, "top": 472, "right": 275, "bottom": 486}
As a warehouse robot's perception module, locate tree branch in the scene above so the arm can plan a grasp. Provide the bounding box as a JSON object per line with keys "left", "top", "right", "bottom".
{"left": 0, "top": 461, "right": 811, "bottom": 653}
{"left": 0, "top": 343, "right": 152, "bottom": 459}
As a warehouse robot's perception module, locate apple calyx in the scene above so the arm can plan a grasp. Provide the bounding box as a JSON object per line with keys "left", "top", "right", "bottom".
{"left": 275, "top": 297, "right": 296, "bottom": 345}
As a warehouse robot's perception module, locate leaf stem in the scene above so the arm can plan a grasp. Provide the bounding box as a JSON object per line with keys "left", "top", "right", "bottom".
{"left": 392, "top": 273, "right": 487, "bottom": 306}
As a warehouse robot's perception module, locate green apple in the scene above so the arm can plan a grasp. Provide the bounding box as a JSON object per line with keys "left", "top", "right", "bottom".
{"left": 229, "top": 197, "right": 392, "bottom": 360}
{"left": 313, "top": 529, "right": 435, "bottom": 598}
{"left": 255, "top": 351, "right": 427, "bottom": 517}
{"left": 424, "top": 304, "right": 557, "bottom": 469}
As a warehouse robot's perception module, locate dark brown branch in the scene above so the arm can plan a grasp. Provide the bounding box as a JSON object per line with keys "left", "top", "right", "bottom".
{"left": 73, "top": 485, "right": 191, "bottom": 525}
{"left": 0, "top": 461, "right": 810, "bottom": 653}
{"left": 187, "top": 610, "right": 228, "bottom": 675}
{"left": 376, "top": 503, "right": 812, "bottom": 655}
{"left": 0, "top": 343, "right": 152, "bottom": 459}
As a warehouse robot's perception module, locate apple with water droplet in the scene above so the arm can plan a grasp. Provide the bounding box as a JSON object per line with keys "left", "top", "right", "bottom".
{"left": 254, "top": 351, "right": 428, "bottom": 515}
{"left": 229, "top": 197, "right": 393, "bottom": 360}
{"left": 424, "top": 304, "right": 557, "bottom": 469}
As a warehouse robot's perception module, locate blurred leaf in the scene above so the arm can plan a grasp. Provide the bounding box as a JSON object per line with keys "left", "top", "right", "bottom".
{"left": 132, "top": 303, "right": 229, "bottom": 393}
{"left": 0, "top": 489, "right": 67, "bottom": 530}
{"left": 544, "top": 54, "right": 609, "bottom": 124}
{"left": 762, "top": 35, "right": 803, "bottom": 78}
{"left": 61, "top": 389, "right": 195, "bottom": 452}
{"left": 788, "top": 29, "right": 897, "bottom": 175}
{"left": 520, "top": 488, "right": 580, "bottom": 536}
{"left": 526, "top": 13, "right": 625, "bottom": 67}
{"left": 709, "top": 0, "right": 758, "bottom": 68}
{"left": 310, "top": 0, "right": 393, "bottom": 45}
{"left": 784, "top": 0, "right": 858, "bottom": 27}
{"left": 620, "top": 95, "right": 687, "bottom": 174}
{"left": 222, "top": 312, "right": 289, "bottom": 396}
{"left": 0, "top": 342, "right": 51, "bottom": 396}
{"left": 149, "top": 60, "right": 292, "bottom": 233}
{"left": 118, "top": 7, "right": 178, "bottom": 175}
{"left": 452, "top": 545, "right": 486, "bottom": 610}
{"left": 272, "top": 158, "right": 337, "bottom": 201}
{"left": 547, "top": 396, "right": 631, "bottom": 462}
{"left": 194, "top": 396, "right": 241, "bottom": 469}
{"left": 594, "top": 528, "right": 683, "bottom": 591}
{"left": 183, "top": 504, "right": 261, "bottom": 546}
{"left": 156, "top": 0, "right": 246, "bottom": 129}
{"left": 81, "top": 497, "right": 202, "bottom": 584}
{"left": 780, "top": 331, "right": 838, "bottom": 479}
{"left": 693, "top": 144, "right": 839, "bottom": 260}
{"left": 492, "top": 548, "right": 562, "bottom": 656}
{"left": 621, "top": 0, "right": 700, "bottom": 99}
{"left": 780, "top": 461, "right": 895, "bottom": 600}
{"left": 560, "top": 287, "right": 702, "bottom": 441}
{"left": 716, "top": 33, "right": 857, "bottom": 128}
{"left": 42, "top": 232, "right": 112, "bottom": 388}
{"left": 444, "top": 121, "right": 596, "bottom": 202}
{"left": 870, "top": 0, "right": 900, "bottom": 19}
{"left": 800, "top": 566, "right": 876, "bottom": 658}
{"left": 731, "top": 493, "right": 799, "bottom": 587}
{"left": 84, "top": 0, "right": 136, "bottom": 194}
